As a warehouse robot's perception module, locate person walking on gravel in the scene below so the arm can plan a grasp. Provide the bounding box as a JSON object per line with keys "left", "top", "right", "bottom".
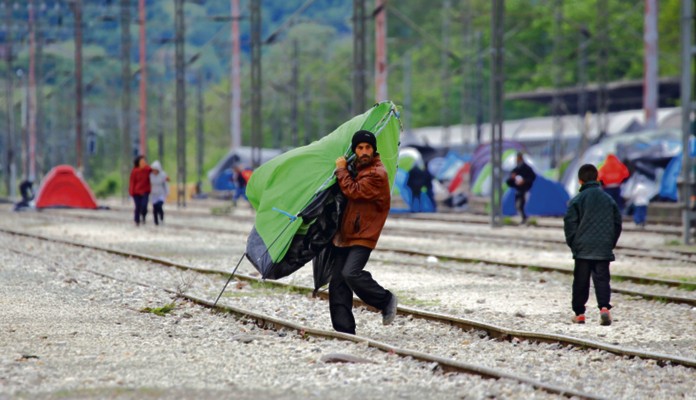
{"left": 328, "top": 130, "right": 398, "bottom": 335}
{"left": 149, "top": 160, "right": 169, "bottom": 225}
{"left": 507, "top": 152, "right": 536, "bottom": 225}
{"left": 564, "top": 164, "right": 622, "bottom": 326}
{"left": 129, "top": 155, "right": 152, "bottom": 227}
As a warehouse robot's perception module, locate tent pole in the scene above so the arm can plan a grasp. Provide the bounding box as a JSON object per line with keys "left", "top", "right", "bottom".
{"left": 213, "top": 252, "right": 247, "bottom": 308}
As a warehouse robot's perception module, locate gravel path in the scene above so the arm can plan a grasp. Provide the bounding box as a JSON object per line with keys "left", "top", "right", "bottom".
{"left": 1, "top": 234, "right": 557, "bottom": 400}
{"left": 3, "top": 210, "right": 695, "bottom": 359}
{"left": 2, "top": 208, "right": 696, "bottom": 399}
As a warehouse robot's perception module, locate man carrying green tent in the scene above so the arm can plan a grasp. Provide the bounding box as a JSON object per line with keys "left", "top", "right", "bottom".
{"left": 329, "top": 130, "right": 398, "bottom": 334}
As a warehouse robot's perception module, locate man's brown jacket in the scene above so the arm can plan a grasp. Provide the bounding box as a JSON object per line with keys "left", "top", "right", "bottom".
{"left": 333, "top": 155, "right": 391, "bottom": 249}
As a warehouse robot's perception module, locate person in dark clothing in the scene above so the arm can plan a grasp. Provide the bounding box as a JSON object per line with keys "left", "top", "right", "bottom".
{"left": 129, "top": 155, "right": 152, "bottom": 226}
{"left": 328, "top": 130, "right": 398, "bottom": 335}
{"left": 564, "top": 164, "right": 622, "bottom": 326}
{"left": 506, "top": 152, "right": 536, "bottom": 224}
{"left": 14, "top": 180, "right": 34, "bottom": 211}
{"left": 406, "top": 165, "right": 436, "bottom": 212}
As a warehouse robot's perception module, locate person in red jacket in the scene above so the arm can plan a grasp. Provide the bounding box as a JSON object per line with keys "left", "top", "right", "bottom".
{"left": 328, "top": 130, "right": 398, "bottom": 335}
{"left": 129, "top": 155, "right": 152, "bottom": 226}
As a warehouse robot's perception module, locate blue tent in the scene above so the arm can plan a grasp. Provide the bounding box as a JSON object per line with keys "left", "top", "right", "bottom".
{"left": 502, "top": 175, "right": 570, "bottom": 217}
{"left": 659, "top": 154, "right": 681, "bottom": 201}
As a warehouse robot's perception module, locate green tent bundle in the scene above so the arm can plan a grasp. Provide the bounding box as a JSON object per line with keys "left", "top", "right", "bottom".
{"left": 245, "top": 101, "right": 402, "bottom": 287}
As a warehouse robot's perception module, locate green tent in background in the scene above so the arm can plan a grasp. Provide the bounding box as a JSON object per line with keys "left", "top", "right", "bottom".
{"left": 245, "top": 101, "right": 402, "bottom": 283}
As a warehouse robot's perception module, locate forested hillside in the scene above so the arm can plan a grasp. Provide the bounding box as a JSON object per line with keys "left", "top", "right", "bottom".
{"left": 0, "top": 0, "right": 681, "bottom": 194}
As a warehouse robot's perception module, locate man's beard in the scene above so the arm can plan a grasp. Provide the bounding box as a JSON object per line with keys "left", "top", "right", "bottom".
{"left": 357, "top": 154, "right": 373, "bottom": 166}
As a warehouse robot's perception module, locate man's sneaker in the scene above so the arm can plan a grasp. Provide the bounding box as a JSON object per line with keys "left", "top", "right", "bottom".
{"left": 382, "top": 294, "right": 398, "bottom": 326}
{"left": 600, "top": 308, "right": 612, "bottom": 326}
{"left": 571, "top": 314, "right": 586, "bottom": 324}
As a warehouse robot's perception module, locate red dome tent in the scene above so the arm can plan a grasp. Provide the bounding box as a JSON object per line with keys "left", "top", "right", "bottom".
{"left": 35, "top": 165, "right": 98, "bottom": 209}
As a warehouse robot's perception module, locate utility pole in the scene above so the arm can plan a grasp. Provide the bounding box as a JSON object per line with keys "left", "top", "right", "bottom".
{"left": 4, "top": 0, "right": 15, "bottom": 199}
{"left": 120, "top": 0, "right": 132, "bottom": 201}
{"left": 550, "top": 0, "right": 563, "bottom": 170}
{"left": 680, "top": 0, "right": 695, "bottom": 244}
{"left": 28, "top": 0, "right": 37, "bottom": 182}
{"left": 175, "top": 0, "right": 186, "bottom": 207}
{"left": 303, "top": 77, "right": 311, "bottom": 145}
{"left": 71, "top": 0, "right": 83, "bottom": 173}
{"left": 291, "top": 40, "right": 299, "bottom": 148}
{"left": 138, "top": 0, "right": 147, "bottom": 155}
{"left": 441, "top": 0, "right": 451, "bottom": 147}
{"left": 158, "top": 82, "right": 164, "bottom": 163}
{"left": 352, "top": 0, "right": 366, "bottom": 115}
{"left": 475, "top": 30, "right": 483, "bottom": 146}
{"left": 578, "top": 25, "right": 590, "bottom": 155}
{"left": 490, "top": 0, "right": 504, "bottom": 227}
{"left": 250, "top": 0, "right": 262, "bottom": 167}
{"left": 374, "top": 0, "right": 387, "bottom": 102}
{"left": 230, "top": 0, "right": 242, "bottom": 150}
{"left": 403, "top": 50, "right": 412, "bottom": 138}
{"left": 461, "top": 0, "right": 472, "bottom": 150}
{"left": 35, "top": 1, "right": 45, "bottom": 178}
{"left": 196, "top": 70, "right": 204, "bottom": 192}
{"left": 643, "top": 0, "right": 658, "bottom": 129}
{"left": 596, "top": 0, "right": 609, "bottom": 137}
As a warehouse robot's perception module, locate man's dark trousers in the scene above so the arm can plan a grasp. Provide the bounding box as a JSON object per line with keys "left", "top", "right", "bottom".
{"left": 515, "top": 190, "right": 528, "bottom": 221}
{"left": 329, "top": 245, "right": 393, "bottom": 334}
{"left": 572, "top": 258, "right": 612, "bottom": 315}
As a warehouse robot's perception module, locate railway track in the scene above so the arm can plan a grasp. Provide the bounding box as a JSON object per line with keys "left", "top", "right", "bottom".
{"left": 390, "top": 211, "right": 689, "bottom": 237}
{"left": 2, "top": 226, "right": 695, "bottom": 374}
{"left": 15, "top": 209, "right": 696, "bottom": 307}
{"left": 2, "top": 231, "right": 603, "bottom": 399}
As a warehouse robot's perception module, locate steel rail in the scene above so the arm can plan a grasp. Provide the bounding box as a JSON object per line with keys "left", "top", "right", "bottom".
{"left": 9, "top": 211, "right": 696, "bottom": 296}
{"left": 61, "top": 205, "right": 696, "bottom": 259}
{"left": 2, "top": 227, "right": 695, "bottom": 371}
{"left": 2, "top": 239, "right": 603, "bottom": 399}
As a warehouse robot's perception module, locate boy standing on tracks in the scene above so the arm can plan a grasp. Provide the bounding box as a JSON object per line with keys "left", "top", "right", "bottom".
{"left": 564, "top": 164, "right": 622, "bottom": 326}
{"left": 328, "top": 130, "right": 398, "bottom": 334}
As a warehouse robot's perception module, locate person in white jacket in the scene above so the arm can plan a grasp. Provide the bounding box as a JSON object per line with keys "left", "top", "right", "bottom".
{"left": 149, "top": 161, "right": 170, "bottom": 225}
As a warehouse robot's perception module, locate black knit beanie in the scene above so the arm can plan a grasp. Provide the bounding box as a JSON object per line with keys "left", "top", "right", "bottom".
{"left": 351, "top": 130, "right": 377, "bottom": 153}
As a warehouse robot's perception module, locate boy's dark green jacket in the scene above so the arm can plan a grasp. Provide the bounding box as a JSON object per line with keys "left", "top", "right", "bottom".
{"left": 564, "top": 181, "right": 622, "bottom": 261}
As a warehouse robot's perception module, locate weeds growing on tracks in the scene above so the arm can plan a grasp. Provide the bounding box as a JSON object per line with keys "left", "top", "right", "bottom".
{"left": 140, "top": 302, "right": 177, "bottom": 316}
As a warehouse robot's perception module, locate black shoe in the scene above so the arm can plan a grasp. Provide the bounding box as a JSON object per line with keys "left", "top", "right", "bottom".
{"left": 382, "top": 294, "right": 398, "bottom": 325}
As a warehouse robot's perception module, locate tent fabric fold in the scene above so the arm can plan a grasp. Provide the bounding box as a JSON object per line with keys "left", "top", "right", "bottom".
{"left": 244, "top": 101, "right": 402, "bottom": 287}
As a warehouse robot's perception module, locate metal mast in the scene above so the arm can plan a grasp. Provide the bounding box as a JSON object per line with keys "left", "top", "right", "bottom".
{"left": 28, "top": 0, "right": 37, "bottom": 181}
{"left": 352, "top": 0, "right": 366, "bottom": 115}
{"left": 71, "top": 0, "right": 83, "bottom": 173}
{"left": 4, "top": 0, "right": 15, "bottom": 199}
{"left": 138, "top": 0, "right": 147, "bottom": 155}
{"left": 643, "top": 0, "right": 658, "bottom": 129}
{"left": 196, "top": 70, "right": 204, "bottom": 192}
{"left": 441, "top": 0, "right": 451, "bottom": 147}
{"left": 374, "top": 0, "right": 387, "bottom": 102}
{"left": 680, "top": 0, "right": 695, "bottom": 244}
{"left": 230, "top": 0, "right": 242, "bottom": 150}
{"left": 550, "top": 0, "right": 563, "bottom": 170}
{"left": 120, "top": 0, "right": 132, "bottom": 201}
{"left": 489, "top": 0, "right": 504, "bottom": 227}
{"left": 250, "top": 0, "right": 262, "bottom": 167}
{"left": 175, "top": 0, "right": 186, "bottom": 207}
{"left": 596, "top": 0, "right": 609, "bottom": 136}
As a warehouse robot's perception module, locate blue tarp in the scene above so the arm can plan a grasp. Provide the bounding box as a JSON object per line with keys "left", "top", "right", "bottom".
{"left": 659, "top": 154, "right": 681, "bottom": 201}
{"left": 502, "top": 174, "right": 570, "bottom": 217}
